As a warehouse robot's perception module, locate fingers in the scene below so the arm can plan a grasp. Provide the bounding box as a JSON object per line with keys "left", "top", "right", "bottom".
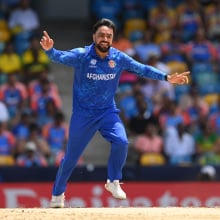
{"left": 40, "top": 31, "right": 50, "bottom": 44}
{"left": 178, "top": 75, "right": 189, "bottom": 84}
{"left": 174, "top": 72, "right": 190, "bottom": 84}
{"left": 180, "top": 75, "right": 189, "bottom": 84}
{"left": 185, "top": 75, "right": 189, "bottom": 84}
{"left": 171, "top": 72, "right": 189, "bottom": 85}
{"left": 174, "top": 71, "right": 190, "bottom": 77}
{"left": 43, "top": 30, "right": 50, "bottom": 39}
{"left": 40, "top": 30, "right": 54, "bottom": 50}
{"left": 179, "top": 71, "right": 190, "bottom": 76}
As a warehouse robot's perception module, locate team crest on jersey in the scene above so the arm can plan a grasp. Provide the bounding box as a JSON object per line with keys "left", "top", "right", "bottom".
{"left": 108, "top": 60, "right": 116, "bottom": 68}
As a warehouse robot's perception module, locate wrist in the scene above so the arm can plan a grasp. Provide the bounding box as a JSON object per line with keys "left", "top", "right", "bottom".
{"left": 165, "top": 74, "right": 171, "bottom": 82}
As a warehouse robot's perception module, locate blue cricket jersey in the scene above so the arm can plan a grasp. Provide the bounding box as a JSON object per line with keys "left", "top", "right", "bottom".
{"left": 46, "top": 43, "right": 168, "bottom": 117}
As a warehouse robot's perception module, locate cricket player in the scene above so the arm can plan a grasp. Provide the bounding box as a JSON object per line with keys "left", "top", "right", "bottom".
{"left": 40, "top": 18, "right": 190, "bottom": 208}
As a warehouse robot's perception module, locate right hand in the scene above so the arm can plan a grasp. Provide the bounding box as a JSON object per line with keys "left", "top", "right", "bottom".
{"left": 40, "top": 30, "right": 54, "bottom": 51}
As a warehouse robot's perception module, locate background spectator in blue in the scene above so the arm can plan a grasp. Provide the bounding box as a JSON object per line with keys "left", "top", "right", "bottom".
{"left": 16, "top": 141, "right": 48, "bottom": 167}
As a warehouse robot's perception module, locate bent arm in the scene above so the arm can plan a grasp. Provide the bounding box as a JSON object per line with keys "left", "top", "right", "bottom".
{"left": 40, "top": 30, "right": 81, "bottom": 67}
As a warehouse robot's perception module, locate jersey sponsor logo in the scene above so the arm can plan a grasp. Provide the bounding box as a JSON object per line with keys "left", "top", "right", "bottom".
{"left": 108, "top": 60, "right": 116, "bottom": 68}
{"left": 90, "top": 59, "right": 97, "bottom": 65}
{"left": 87, "top": 73, "right": 116, "bottom": 80}
{"left": 89, "top": 59, "right": 97, "bottom": 68}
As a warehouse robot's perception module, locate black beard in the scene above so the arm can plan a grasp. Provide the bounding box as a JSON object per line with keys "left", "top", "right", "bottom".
{"left": 95, "top": 43, "right": 110, "bottom": 53}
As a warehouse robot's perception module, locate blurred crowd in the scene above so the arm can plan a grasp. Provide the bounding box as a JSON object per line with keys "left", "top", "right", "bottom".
{"left": 0, "top": 0, "right": 74, "bottom": 167}
{"left": 91, "top": 0, "right": 220, "bottom": 167}
{"left": 1, "top": 0, "right": 220, "bottom": 168}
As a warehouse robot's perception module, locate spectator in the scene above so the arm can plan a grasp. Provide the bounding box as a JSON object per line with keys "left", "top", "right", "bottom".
{"left": 0, "top": 17, "right": 11, "bottom": 52}
{"left": 177, "top": 86, "right": 208, "bottom": 122}
{"left": 195, "top": 123, "right": 219, "bottom": 165}
{"left": 0, "top": 121, "right": 16, "bottom": 166}
{"left": 209, "top": 94, "right": 220, "bottom": 115}
{"left": 204, "top": 0, "right": 220, "bottom": 41}
{"left": 197, "top": 136, "right": 220, "bottom": 166}
{"left": 12, "top": 109, "right": 33, "bottom": 157}
{"left": 149, "top": 0, "right": 177, "bottom": 44}
{"left": 160, "top": 31, "right": 188, "bottom": 74}
{"left": 8, "top": 0, "right": 40, "bottom": 34}
{"left": 122, "top": 0, "right": 144, "bottom": 22}
{"left": 42, "top": 111, "right": 68, "bottom": 165}
{"left": 21, "top": 36, "right": 50, "bottom": 83}
{"left": 176, "top": 0, "right": 203, "bottom": 42}
{"left": 209, "top": 95, "right": 220, "bottom": 135}
{"left": 16, "top": 141, "right": 48, "bottom": 167}
{"left": 185, "top": 88, "right": 209, "bottom": 124}
{"left": 117, "top": 83, "right": 139, "bottom": 122}
{"left": 8, "top": 0, "right": 40, "bottom": 54}
{"left": 0, "top": 100, "right": 9, "bottom": 123}
{"left": 0, "top": 73, "right": 28, "bottom": 120}
{"left": 134, "top": 30, "right": 161, "bottom": 63}
{"left": 0, "top": 0, "right": 20, "bottom": 18}
{"left": 28, "top": 69, "right": 59, "bottom": 97}
{"left": 0, "top": 41, "right": 22, "bottom": 84}
{"left": 159, "top": 100, "right": 185, "bottom": 130}
{"left": 129, "top": 91, "right": 158, "bottom": 135}
{"left": 133, "top": 122, "right": 165, "bottom": 166}
{"left": 140, "top": 54, "right": 175, "bottom": 103}
{"left": 24, "top": 122, "right": 51, "bottom": 160}
{"left": 214, "top": 38, "right": 220, "bottom": 73}
{"left": 164, "top": 123, "right": 195, "bottom": 165}
{"left": 42, "top": 99, "right": 59, "bottom": 127}
{"left": 90, "top": 0, "right": 122, "bottom": 29}
{"left": 112, "top": 31, "right": 135, "bottom": 56}
{"left": 30, "top": 78, "right": 62, "bottom": 126}
{"left": 184, "top": 27, "right": 218, "bottom": 67}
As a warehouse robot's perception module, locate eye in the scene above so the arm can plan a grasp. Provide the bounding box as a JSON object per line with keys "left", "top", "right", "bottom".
{"left": 97, "top": 33, "right": 113, "bottom": 39}
{"left": 106, "top": 34, "right": 112, "bottom": 39}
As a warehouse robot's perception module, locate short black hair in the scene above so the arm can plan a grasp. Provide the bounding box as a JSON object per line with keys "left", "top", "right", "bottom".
{"left": 92, "top": 18, "right": 116, "bottom": 35}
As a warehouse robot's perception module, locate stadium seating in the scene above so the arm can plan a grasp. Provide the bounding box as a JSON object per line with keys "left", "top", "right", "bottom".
{"left": 139, "top": 153, "right": 166, "bottom": 166}
{"left": 123, "top": 18, "right": 146, "bottom": 40}
{"left": 0, "top": 155, "right": 15, "bottom": 166}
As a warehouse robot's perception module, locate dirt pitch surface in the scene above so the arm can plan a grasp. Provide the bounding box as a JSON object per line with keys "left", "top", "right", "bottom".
{"left": 1, "top": 207, "right": 220, "bottom": 220}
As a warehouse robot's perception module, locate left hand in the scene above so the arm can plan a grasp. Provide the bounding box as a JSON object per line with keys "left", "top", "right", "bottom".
{"left": 167, "top": 71, "right": 190, "bottom": 85}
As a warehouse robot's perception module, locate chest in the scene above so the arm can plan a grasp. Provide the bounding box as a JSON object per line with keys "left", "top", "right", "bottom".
{"left": 84, "top": 57, "right": 117, "bottom": 74}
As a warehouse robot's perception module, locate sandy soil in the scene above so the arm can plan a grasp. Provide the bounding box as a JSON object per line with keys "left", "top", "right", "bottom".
{"left": 1, "top": 207, "right": 220, "bottom": 220}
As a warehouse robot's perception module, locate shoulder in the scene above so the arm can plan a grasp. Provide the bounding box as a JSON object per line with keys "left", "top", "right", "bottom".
{"left": 110, "top": 47, "right": 131, "bottom": 60}
{"left": 70, "top": 47, "right": 87, "bottom": 54}
{"left": 69, "top": 46, "right": 90, "bottom": 59}
{"left": 110, "top": 46, "right": 123, "bottom": 55}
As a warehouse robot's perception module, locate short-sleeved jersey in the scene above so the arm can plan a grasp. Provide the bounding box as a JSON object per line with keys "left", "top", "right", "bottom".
{"left": 42, "top": 122, "right": 68, "bottom": 154}
{"left": 46, "top": 43, "right": 167, "bottom": 117}
{"left": 0, "top": 131, "right": 16, "bottom": 155}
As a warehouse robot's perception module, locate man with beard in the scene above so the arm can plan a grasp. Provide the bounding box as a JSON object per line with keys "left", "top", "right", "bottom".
{"left": 40, "top": 18, "right": 190, "bottom": 208}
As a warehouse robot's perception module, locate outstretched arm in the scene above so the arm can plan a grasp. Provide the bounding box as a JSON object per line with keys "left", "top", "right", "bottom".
{"left": 121, "top": 52, "right": 190, "bottom": 85}
{"left": 40, "top": 30, "right": 54, "bottom": 51}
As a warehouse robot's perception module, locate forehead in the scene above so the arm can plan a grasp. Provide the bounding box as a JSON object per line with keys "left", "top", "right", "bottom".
{"left": 95, "top": 25, "right": 113, "bottom": 35}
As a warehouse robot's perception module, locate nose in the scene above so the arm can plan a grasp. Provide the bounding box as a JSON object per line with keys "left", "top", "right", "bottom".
{"left": 103, "top": 35, "right": 108, "bottom": 41}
